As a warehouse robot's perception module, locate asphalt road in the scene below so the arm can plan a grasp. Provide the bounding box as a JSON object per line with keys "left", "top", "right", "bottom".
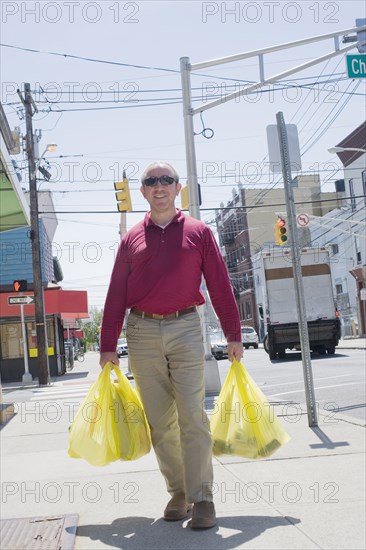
{"left": 216, "top": 347, "right": 366, "bottom": 422}
{"left": 2, "top": 349, "right": 365, "bottom": 425}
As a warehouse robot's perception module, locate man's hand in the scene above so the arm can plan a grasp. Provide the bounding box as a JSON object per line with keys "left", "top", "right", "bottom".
{"left": 228, "top": 341, "right": 244, "bottom": 362}
{"left": 100, "top": 351, "right": 119, "bottom": 368}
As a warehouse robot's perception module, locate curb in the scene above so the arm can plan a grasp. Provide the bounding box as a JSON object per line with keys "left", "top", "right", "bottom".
{"left": 336, "top": 346, "right": 366, "bottom": 350}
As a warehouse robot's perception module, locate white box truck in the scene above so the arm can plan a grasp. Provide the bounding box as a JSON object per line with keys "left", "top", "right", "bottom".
{"left": 253, "top": 247, "right": 341, "bottom": 360}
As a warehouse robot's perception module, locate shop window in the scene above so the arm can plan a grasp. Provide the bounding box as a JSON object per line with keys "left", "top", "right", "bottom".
{"left": 0, "top": 323, "right": 23, "bottom": 359}
{"left": 349, "top": 179, "right": 356, "bottom": 211}
{"left": 245, "top": 301, "right": 252, "bottom": 320}
{"left": 46, "top": 319, "right": 55, "bottom": 350}
{"left": 27, "top": 321, "right": 37, "bottom": 355}
{"left": 355, "top": 237, "right": 362, "bottom": 265}
{"left": 26, "top": 319, "right": 55, "bottom": 357}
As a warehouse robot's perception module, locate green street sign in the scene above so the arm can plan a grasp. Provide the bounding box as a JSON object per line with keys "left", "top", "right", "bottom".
{"left": 346, "top": 54, "right": 366, "bottom": 78}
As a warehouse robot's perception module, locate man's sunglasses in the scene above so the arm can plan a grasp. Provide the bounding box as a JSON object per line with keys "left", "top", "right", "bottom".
{"left": 142, "top": 175, "right": 178, "bottom": 187}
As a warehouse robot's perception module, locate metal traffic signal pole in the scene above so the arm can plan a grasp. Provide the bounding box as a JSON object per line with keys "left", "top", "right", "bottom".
{"left": 23, "top": 83, "right": 50, "bottom": 386}
{"left": 179, "top": 24, "right": 364, "bottom": 396}
{"left": 19, "top": 299, "right": 32, "bottom": 384}
{"left": 180, "top": 57, "right": 221, "bottom": 395}
{"left": 180, "top": 58, "right": 201, "bottom": 220}
{"left": 276, "top": 112, "right": 318, "bottom": 427}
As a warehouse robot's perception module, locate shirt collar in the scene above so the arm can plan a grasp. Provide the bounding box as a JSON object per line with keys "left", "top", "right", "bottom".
{"left": 144, "top": 209, "right": 184, "bottom": 228}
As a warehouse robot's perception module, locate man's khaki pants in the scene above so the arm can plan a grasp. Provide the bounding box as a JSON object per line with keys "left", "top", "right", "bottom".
{"left": 126, "top": 310, "right": 213, "bottom": 503}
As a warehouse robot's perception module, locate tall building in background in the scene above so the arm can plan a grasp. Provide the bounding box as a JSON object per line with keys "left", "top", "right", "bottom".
{"left": 215, "top": 170, "right": 352, "bottom": 338}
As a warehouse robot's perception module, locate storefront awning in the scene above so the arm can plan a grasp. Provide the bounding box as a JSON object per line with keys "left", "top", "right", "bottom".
{"left": 349, "top": 266, "right": 366, "bottom": 283}
{"left": 0, "top": 288, "right": 88, "bottom": 318}
{"left": 0, "top": 144, "right": 30, "bottom": 232}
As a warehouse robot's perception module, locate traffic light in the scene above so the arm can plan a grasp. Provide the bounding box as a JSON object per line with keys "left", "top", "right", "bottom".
{"left": 181, "top": 185, "right": 189, "bottom": 210}
{"left": 274, "top": 217, "right": 287, "bottom": 245}
{"left": 13, "top": 279, "right": 27, "bottom": 292}
{"left": 180, "top": 182, "right": 202, "bottom": 210}
{"left": 114, "top": 176, "right": 132, "bottom": 212}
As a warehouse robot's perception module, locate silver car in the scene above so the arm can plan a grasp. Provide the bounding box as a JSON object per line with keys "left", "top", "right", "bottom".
{"left": 241, "top": 326, "right": 259, "bottom": 349}
{"left": 116, "top": 337, "right": 128, "bottom": 357}
{"left": 210, "top": 332, "right": 228, "bottom": 360}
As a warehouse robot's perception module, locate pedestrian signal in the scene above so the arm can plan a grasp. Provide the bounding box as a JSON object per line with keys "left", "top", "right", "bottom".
{"left": 274, "top": 218, "right": 287, "bottom": 245}
{"left": 13, "top": 279, "right": 28, "bottom": 292}
{"left": 114, "top": 177, "right": 132, "bottom": 212}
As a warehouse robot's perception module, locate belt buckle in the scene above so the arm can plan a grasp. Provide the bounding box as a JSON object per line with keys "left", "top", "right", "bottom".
{"left": 152, "top": 313, "right": 164, "bottom": 320}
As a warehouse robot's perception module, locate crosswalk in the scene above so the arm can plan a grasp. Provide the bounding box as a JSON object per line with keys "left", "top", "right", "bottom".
{"left": 30, "top": 382, "right": 95, "bottom": 403}
{"left": 29, "top": 373, "right": 134, "bottom": 403}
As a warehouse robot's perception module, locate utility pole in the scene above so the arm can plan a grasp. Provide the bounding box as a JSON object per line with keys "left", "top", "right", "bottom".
{"left": 276, "top": 112, "right": 317, "bottom": 427}
{"left": 22, "top": 83, "right": 49, "bottom": 385}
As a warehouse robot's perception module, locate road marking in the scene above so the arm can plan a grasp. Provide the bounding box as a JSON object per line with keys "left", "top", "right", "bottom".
{"left": 29, "top": 375, "right": 133, "bottom": 402}
{"left": 270, "top": 381, "right": 360, "bottom": 397}
{"left": 30, "top": 385, "right": 91, "bottom": 402}
{"left": 32, "top": 384, "right": 91, "bottom": 391}
{"left": 30, "top": 389, "right": 88, "bottom": 397}
{"left": 30, "top": 393, "right": 88, "bottom": 402}
{"left": 260, "top": 374, "right": 351, "bottom": 389}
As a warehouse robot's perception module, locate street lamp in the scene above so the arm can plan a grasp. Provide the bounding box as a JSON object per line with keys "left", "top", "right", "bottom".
{"left": 328, "top": 146, "right": 366, "bottom": 154}
{"left": 37, "top": 144, "right": 57, "bottom": 182}
{"left": 39, "top": 143, "right": 58, "bottom": 159}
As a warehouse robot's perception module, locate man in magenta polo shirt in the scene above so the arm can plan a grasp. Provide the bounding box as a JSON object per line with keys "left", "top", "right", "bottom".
{"left": 100, "top": 161, "right": 243, "bottom": 529}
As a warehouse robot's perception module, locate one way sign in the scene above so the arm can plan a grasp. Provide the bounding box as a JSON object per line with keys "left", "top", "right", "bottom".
{"left": 8, "top": 295, "right": 35, "bottom": 306}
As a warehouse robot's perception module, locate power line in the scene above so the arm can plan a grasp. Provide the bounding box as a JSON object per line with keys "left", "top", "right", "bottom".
{"left": 303, "top": 203, "right": 366, "bottom": 248}
{"left": 5, "top": 80, "right": 363, "bottom": 112}
{"left": 0, "top": 42, "right": 353, "bottom": 83}
{"left": 38, "top": 194, "right": 366, "bottom": 215}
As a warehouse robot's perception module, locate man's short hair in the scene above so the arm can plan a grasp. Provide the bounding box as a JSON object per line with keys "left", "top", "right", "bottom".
{"left": 141, "top": 161, "right": 179, "bottom": 183}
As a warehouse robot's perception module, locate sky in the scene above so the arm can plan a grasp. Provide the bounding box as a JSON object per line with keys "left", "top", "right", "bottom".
{"left": 1, "top": 0, "right": 365, "bottom": 311}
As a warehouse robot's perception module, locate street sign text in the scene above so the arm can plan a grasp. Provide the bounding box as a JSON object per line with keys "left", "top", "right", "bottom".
{"left": 8, "top": 296, "right": 35, "bottom": 306}
{"left": 346, "top": 54, "right": 366, "bottom": 78}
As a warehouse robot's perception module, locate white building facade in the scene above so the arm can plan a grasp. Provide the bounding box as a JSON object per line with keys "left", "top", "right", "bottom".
{"left": 309, "top": 123, "right": 366, "bottom": 337}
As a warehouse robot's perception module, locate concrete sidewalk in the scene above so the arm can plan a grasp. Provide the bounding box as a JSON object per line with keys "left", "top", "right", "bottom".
{"left": 336, "top": 337, "right": 366, "bottom": 349}
{"left": 254, "top": 337, "right": 365, "bottom": 352}
{"left": 1, "top": 355, "right": 365, "bottom": 549}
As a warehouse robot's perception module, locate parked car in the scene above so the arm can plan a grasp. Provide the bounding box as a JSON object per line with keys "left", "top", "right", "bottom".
{"left": 241, "top": 326, "right": 259, "bottom": 349}
{"left": 116, "top": 337, "right": 128, "bottom": 357}
{"left": 210, "top": 332, "right": 228, "bottom": 360}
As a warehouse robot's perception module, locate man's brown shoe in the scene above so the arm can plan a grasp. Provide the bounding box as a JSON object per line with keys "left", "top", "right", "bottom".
{"left": 163, "top": 491, "right": 193, "bottom": 521}
{"left": 190, "top": 501, "right": 217, "bottom": 529}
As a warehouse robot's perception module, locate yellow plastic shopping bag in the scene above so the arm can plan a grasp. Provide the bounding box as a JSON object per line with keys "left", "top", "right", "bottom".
{"left": 68, "top": 363, "right": 151, "bottom": 466}
{"left": 210, "top": 359, "right": 290, "bottom": 459}
{"left": 113, "top": 365, "right": 152, "bottom": 461}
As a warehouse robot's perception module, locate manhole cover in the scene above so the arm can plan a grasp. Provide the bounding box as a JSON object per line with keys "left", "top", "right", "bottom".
{"left": 0, "top": 514, "right": 78, "bottom": 549}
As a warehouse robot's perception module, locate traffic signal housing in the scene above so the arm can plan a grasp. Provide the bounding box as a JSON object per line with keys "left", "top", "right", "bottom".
{"left": 114, "top": 177, "right": 132, "bottom": 212}
{"left": 181, "top": 185, "right": 189, "bottom": 210}
{"left": 13, "top": 279, "right": 28, "bottom": 292}
{"left": 274, "top": 217, "right": 288, "bottom": 245}
{"left": 180, "top": 183, "right": 202, "bottom": 210}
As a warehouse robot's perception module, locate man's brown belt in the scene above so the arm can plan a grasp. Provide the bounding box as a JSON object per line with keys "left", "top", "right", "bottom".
{"left": 130, "top": 306, "right": 197, "bottom": 320}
